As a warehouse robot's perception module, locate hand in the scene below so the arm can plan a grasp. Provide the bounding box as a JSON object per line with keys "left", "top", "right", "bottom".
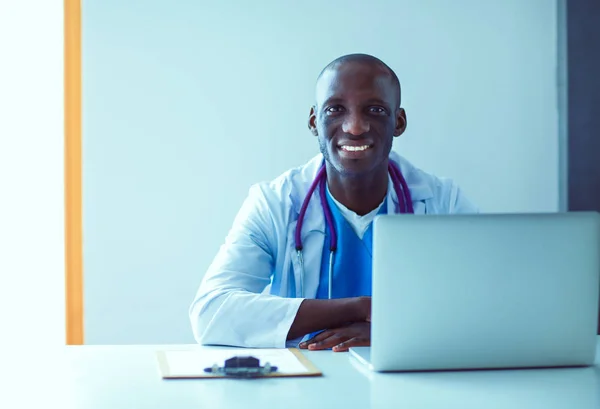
{"left": 287, "top": 296, "right": 371, "bottom": 341}
{"left": 299, "top": 322, "right": 370, "bottom": 352}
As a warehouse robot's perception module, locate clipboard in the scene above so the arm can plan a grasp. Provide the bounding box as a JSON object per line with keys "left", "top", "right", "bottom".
{"left": 156, "top": 348, "right": 322, "bottom": 379}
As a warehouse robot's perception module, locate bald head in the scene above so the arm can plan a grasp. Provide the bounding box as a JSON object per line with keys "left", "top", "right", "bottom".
{"left": 315, "top": 54, "right": 401, "bottom": 109}
{"left": 308, "top": 52, "right": 408, "bottom": 182}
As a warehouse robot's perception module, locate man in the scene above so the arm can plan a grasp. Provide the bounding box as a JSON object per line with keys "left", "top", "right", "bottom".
{"left": 189, "top": 53, "right": 477, "bottom": 352}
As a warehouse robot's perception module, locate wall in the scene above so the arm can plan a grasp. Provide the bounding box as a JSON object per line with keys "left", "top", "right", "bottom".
{"left": 0, "top": 0, "right": 65, "bottom": 347}
{"left": 564, "top": 0, "right": 600, "bottom": 334}
{"left": 567, "top": 0, "right": 600, "bottom": 212}
{"left": 81, "top": 0, "right": 559, "bottom": 344}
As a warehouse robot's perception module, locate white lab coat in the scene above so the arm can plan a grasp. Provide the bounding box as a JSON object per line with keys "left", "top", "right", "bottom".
{"left": 189, "top": 151, "right": 478, "bottom": 348}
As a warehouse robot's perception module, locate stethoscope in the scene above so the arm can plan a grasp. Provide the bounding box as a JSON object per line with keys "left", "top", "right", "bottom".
{"left": 294, "top": 161, "right": 414, "bottom": 299}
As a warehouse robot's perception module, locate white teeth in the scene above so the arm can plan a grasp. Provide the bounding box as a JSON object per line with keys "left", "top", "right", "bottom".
{"left": 341, "top": 145, "right": 370, "bottom": 152}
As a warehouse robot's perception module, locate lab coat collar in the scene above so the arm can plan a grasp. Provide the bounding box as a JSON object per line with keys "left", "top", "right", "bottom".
{"left": 288, "top": 151, "right": 434, "bottom": 234}
{"left": 388, "top": 150, "right": 435, "bottom": 206}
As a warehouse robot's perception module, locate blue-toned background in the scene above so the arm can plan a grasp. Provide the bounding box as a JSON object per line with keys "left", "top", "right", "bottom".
{"left": 82, "top": 0, "right": 559, "bottom": 344}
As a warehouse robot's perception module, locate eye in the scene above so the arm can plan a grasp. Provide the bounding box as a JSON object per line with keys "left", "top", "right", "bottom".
{"left": 368, "top": 106, "right": 387, "bottom": 115}
{"left": 325, "top": 105, "right": 345, "bottom": 114}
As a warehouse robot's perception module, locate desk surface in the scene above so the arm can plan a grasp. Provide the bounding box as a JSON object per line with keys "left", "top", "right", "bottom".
{"left": 2, "top": 338, "right": 599, "bottom": 409}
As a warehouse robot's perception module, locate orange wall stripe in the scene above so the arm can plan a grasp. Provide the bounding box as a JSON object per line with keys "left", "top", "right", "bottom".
{"left": 65, "top": 0, "right": 83, "bottom": 345}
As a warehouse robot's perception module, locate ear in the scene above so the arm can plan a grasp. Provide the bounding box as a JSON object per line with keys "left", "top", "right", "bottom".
{"left": 393, "top": 108, "right": 407, "bottom": 137}
{"left": 308, "top": 105, "right": 318, "bottom": 136}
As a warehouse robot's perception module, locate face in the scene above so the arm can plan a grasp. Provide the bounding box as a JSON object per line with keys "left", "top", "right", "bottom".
{"left": 308, "top": 61, "right": 407, "bottom": 178}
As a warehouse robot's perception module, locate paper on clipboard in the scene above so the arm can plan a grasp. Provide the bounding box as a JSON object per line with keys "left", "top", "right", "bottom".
{"left": 157, "top": 348, "right": 321, "bottom": 378}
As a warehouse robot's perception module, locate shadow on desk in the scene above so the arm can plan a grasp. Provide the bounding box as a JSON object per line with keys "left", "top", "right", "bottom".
{"left": 367, "top": 365, "right": 600, "bottom": 409}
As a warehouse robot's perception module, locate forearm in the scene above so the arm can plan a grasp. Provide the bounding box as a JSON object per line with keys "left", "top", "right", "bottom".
{"left": 191, "top": 289, "right": 304, "bottom": 348}
{"left": 286, "top": 297, "right": 369, "bottom": 340}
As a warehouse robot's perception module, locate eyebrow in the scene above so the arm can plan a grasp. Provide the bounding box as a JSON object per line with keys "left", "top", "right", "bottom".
{"left": 364, "top": 98, "right": 390, "bottom": 107}
{"left": 321, "top": 97, "right": 391, "bottom": 108}
{"left": 321, "top": 97, "right": 344, "bottom": 107}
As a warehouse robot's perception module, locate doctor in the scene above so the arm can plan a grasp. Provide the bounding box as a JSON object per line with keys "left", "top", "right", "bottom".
{"left": 189, "top": 53, "right": 477, "bottom": 352}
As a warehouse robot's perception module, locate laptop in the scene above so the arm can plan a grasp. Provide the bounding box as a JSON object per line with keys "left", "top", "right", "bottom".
{"left": 349, "top": 212, "right": 600, "bottom": 372}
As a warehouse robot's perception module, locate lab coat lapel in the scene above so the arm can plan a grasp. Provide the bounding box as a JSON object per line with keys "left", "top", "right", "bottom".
{"left": 388, "top": 151, "right": 434, "bottom": 214}
{"left": 287, "top": 155, "right": 326, "bottom": 299}
{"left": 289, "top": 193, "right": 326, "bottom": 299}
{"left": 286, "top": 211, "right": 326, "bottom": 299}
{"left": 286, "top": 152, "right": 433, "bottom": 300}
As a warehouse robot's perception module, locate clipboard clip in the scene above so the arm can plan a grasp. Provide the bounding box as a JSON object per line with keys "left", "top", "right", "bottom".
{"left": 204, "top": 356, "right": 278, "bottom": 378}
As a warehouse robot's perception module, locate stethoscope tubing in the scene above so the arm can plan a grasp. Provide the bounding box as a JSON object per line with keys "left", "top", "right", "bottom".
{"left": 294, "top": 161, "right": 413, "bottom": 298}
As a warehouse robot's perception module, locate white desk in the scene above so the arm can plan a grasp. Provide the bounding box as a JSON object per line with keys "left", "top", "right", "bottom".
{"left": 2, "top": 338, "right": 599, "bottom": 409}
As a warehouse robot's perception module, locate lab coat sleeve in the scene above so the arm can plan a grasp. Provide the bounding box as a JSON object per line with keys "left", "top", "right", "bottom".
{"left": 189, "top": 184, "right": 304, "bottom": 348}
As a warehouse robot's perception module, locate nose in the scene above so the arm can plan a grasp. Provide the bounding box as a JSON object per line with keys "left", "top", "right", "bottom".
{"left": 342, "top": 113, "right": 370, "bottom": 135}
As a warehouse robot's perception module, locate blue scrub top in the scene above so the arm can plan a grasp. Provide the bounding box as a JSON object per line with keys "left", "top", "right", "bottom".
{"left": 316, "top": 189, "right": 388, "bottom": 299}
{"left": 305, "top": 189, "right": 387, "bottom": 341}
{"left": 302, "top": 188, "right": 387, "bottom": 342}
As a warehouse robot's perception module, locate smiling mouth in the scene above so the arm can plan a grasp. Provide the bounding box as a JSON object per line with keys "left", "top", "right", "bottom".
{"left": 339, "top": 145, "right": 372, "bottom": 152}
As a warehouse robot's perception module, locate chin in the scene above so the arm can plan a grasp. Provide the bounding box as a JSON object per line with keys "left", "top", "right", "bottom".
{"left": 335, "top": 160, "right": 379, "bottom": 178}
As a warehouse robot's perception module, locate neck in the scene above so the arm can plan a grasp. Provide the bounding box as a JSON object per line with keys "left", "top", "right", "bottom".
{"left": 326, "top": 162, "right": 389, "bottom": 216}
